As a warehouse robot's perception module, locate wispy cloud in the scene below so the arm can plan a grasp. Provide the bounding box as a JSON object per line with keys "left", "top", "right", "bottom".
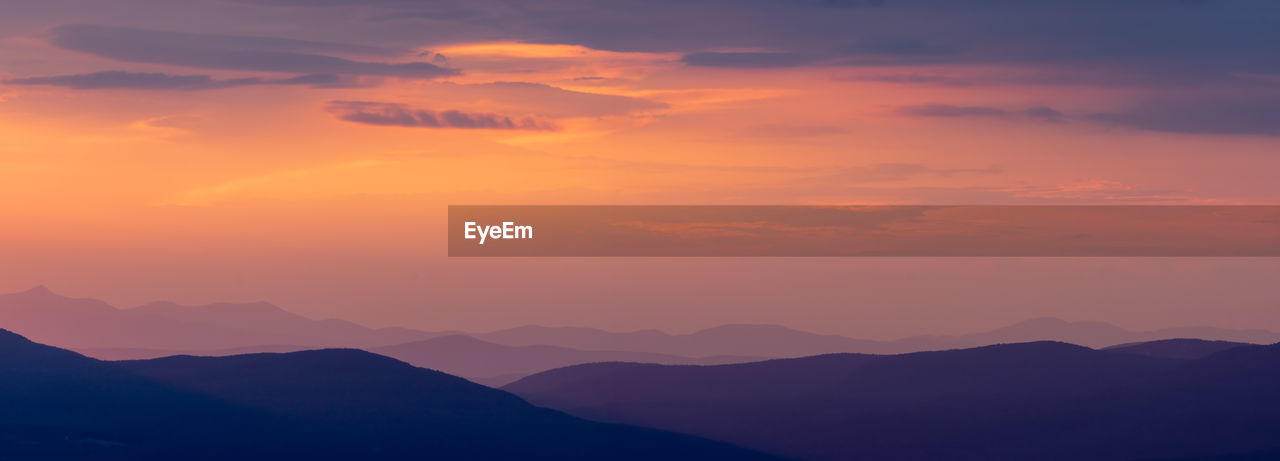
{"left": 7, "top": 71, "right": 347, "bottom": 90}
{"left": 1088, "top": 93, "right": 1280, "bottom": 136}
{"left": 49, "top": 24, "right": 457, "bottom": 78}
{"left": 325, "top": 101, "right": 558, "bottom": 130}
{"left": 899, "top": 95, "right": 1280, "bottom": 136}
{"left": 426, "top": 81, "right": 669, "bottom": 118}
{"left": 898, "top": 104, "right": 1065, "bottom": 122}
{"left": 680, "top": 52, "right": 822, "bottom": 69}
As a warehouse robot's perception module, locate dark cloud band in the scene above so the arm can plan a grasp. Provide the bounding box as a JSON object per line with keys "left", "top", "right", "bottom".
{"left": 326, "top": 101, "right": 557, "bottom": 130}
{"left": 7, "top": 71, "right": 344, "bottom": 90}
{"left": 49, "top": 24, "right": 457, "bottom": 79}
{"left": 898, "top": 104, "right": 1064, "bottom": 122}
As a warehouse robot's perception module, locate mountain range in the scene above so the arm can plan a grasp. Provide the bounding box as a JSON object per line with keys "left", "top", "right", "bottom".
{"left": 505, "top": 340, "right": 1280, "bottom": 461}
{"left": 5, "top": 286, "right": 1280, "bottom": 387}
{"left": 474, "top": 319, "right": 1277, "bottom": 356}
{"left": 370, "top": 335, "right": 762, "bottom": 386}
{"left": 5, "top": 284, "right": 1279, "bottom": 460}
{"left": 1103, "top": 338, "right": 1256, "bottom": 360}
{"left": 0, "top": 328, "right": 777, "bottom": 460}
{"left": 8, "top": 286, "right": 1278, "bottom": 354}
{"left": 0, "top": 286, "right": 439, "bottom": 350}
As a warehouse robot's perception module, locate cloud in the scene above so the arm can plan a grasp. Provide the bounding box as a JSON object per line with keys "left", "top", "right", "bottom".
{"left": 899, "top": 104, "right": 1006, "bottom": 118}
{"left": 838, "top": 73, "right": 973, "bottom": 86}
{"left": 1088, "top": 94, "right": 1280, "bottom": 136}
{"left": 1022, "top": 106, "right": 1065, "bottom": 122}
{"left": 49, "top": 24, "right": 457, "bottom": 78}
{"left": 898, "top": 104, "right": 1064, "bottom": 122}
{"left": 679, "top": 38, "right": 954, "bottom": 69}
{"left": 32, "top": 3, "right": 1280, "bottom": 91}
{"left": 320, "top": 1, "right": 1280, "bottom": 89}
{"left": 325, "top": 101, "right": 557, "bottom": 130}
{"left": 6, "top": 71, "right": 346, "bottom": 90}
{"left": 901, "top": 94, "right": 1280, "bottom": 136}
{"left": 427, "top": 81, "right": 668, "bottom": 117}
{"left": 680, "top": 52, "right": 822, "bottom": 69}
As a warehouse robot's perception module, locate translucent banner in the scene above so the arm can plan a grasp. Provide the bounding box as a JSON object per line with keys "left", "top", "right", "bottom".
{"left": 448, "top": 206, "right": 1280, "bottom": 257}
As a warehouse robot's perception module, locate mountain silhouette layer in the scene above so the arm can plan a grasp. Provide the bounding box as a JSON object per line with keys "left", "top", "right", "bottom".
{"left": 75, "top": 344, "right": 314, "bottom": 361}
{"left": 0, "top": 286, "right": 442, "bottom": 350}
{"left": 506, "top": 341, "right": 1280, "bottom": 461}
{"left": 0, "top": 329, "right": 779, "bottom": 460}
{"left": 1104, "top": 338, "right": 1254, "bottom": 360}
{"left": 477, "top": 318, "right": 1280, "bottom": 356}
{"left": 5, "top": 287, "right": 1278, "bottom": 358}
{"left": 371, "top": 334, "right": 762, "bottom": 386}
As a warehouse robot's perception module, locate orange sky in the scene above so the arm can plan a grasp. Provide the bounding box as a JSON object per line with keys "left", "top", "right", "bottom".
{"left": 2, "top": 0, "right": 1279, "bottom": 337}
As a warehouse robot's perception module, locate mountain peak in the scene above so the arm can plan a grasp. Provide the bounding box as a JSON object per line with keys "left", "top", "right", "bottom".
{"left": 24, "top": 285, "right": 53, "bottom": 295}
{"left": 9, "top": 285, "right": 58, "bottom": 298}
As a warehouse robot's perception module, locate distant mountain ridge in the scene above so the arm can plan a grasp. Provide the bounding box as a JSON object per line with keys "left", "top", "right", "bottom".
{"left": 4, "top": 286, "right": 1278, "bottom": 362}
{"left": 1104, "top": 338, "right": 1254, "bottom": 360}
{"left": 505, "top": 341, "right": 1280, "bottom": 461}
{"left": 477, "top": 317, "right": 1280, "bottom": 356}
{"left": 937, "top": 317, "right": 1280, "bottom": 349}
{"left": 371, "top": 335, "right": 763, "bottom": 386}
{"left": 76, "top": 344, "right": 314, "bottom": 361}
{"left": 475, "top": 323, "right": 886, "bottom": 357}
{"left": 76, "top": 334, "right": 766, "bottom": 386}
{"left": 0, "top": 328, "right": 779, "bottom": 460}
{"left": 0, "top": 286, "right": 443, "bottom": 350}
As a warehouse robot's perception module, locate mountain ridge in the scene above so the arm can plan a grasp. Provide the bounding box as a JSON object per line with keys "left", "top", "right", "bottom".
{"left": 504, "top": 340, "right": 1280, "bottom": 461}
{"left": 0, "top": 328, "right": 780, "bottom": 460}
{"left": 5, "top": 286, "right": 1278, "bottom": 359}
{"left": 0, "top": 286, "right": 443, "bottom": 349}
{"left": 371, "top": 334, "right": 764, "bottom": 386}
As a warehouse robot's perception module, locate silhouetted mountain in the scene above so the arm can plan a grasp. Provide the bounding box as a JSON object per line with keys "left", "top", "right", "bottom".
{"left": 6, "top": 286, "right": 1279, "bottom": 361}
{"left": 0, "top": 286, "right": 441, "bottom": 350}
{"left": 75, "top": 336, "right": 763, "bottom": 386}
{"left": 941, "top": 317, "right": 1280, "bottom": 349}
{"left": 1105, "top": 338, "right": 1254, "bottom": 360}
{"left": 371, "top": 335, "right": 762, "bottom": 386}
{"left": 0, "top": 329, "right": 778, "bottom": 460}
{"left": 506, "top": 341, "right": 1280, "bottom": 461}
{"left": 946, "top": 317, "right": 1137, "bottom": 348}
{"left": 0, "top": 329, "right": 277, "bottom": 460}
{"left": 75, "top": 344, "right": 313, "bottom": 361}
{"left": 0, "top": 326, "right": 93, "bottom": 370}
{"left": 482, "top": 318, "right": 1280, "bottom": 357}
{"left": 478, "top": 324, "right": 889, "bottom": 357}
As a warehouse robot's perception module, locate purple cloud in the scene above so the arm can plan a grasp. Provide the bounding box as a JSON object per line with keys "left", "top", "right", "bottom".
{"left": 326, "top": 101, "right": 557, "bottom": 130}
{"left": 898, "top": 104, "right": 1064, "bottom": 122}
{"left": 7, "top": 71, "right": 345, "bottom": 90}
{"left": 49, "top": 25, "right": 457, "bottom": 79}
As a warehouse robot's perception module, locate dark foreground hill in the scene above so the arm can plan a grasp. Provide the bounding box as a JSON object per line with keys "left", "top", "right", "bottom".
{"left": 0, "top": 329, "right": 778, "bottom": 461}
{"left": 506, "top": 341, "right": 1280, "bottom": 461}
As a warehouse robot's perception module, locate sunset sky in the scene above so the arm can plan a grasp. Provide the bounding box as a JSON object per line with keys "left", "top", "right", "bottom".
{"left": 2, "top": 0, "right": 1279, "bottom": 337}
